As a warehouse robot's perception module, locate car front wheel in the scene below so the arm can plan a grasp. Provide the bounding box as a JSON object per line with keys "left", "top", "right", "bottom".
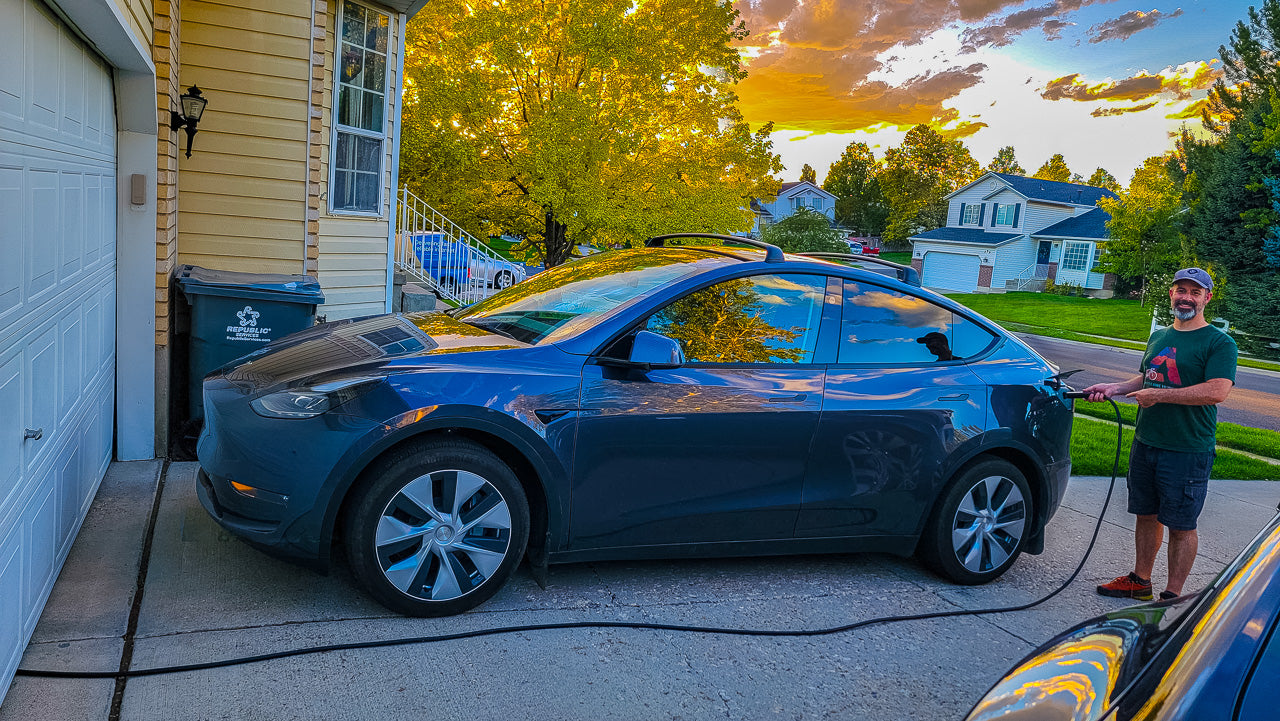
{"left": 343, "top": 439, "right": 530, "bottom": 616}
{"left": 921, "top": 458, "right": 1031, "bottom": 585}
{"left": 493, "top": 270, "right": 515, "bottom": 289}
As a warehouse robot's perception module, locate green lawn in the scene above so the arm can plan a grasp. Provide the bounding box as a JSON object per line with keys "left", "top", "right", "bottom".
{"left": 879, "top": 251, "right": 913, "bottom": 265}
{"left": 1070, "top": 416, "right": 1280, "bottom": 480}
{"left": 946, "top": 292, "right": 1151, "bottom": 341}
{"left": 1074, "top": 401, "right": 1280, "bottom": 459}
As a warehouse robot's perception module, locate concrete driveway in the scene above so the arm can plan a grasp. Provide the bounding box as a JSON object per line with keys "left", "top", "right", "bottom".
{"left": 4, "top": 461, "right": 1278, "bottom": 721}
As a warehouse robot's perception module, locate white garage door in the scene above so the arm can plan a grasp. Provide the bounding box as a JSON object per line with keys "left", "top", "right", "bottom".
{"left": 0, "top": 0, "right": 116, "bottom": 685}
{"left": 922, "top": 251, "right": 980, "bottom": 293}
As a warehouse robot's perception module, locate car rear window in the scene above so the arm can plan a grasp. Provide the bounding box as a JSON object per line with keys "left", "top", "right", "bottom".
{"left": 837, "top": 282, "right": 997, "bottom": 364}
{"left": 453, "top": 249, "right": 717, "bottom": 344}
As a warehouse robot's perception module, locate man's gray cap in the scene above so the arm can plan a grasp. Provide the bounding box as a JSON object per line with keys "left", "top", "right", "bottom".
{"left": 1173, "top": 267, "right": 1213, "bottom": 290}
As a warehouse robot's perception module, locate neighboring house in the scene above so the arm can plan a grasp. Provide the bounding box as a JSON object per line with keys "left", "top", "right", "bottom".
{"left": 908, "top": 172, "right": 1119, "bottom": 295}
{"left": 0, "top": 0, "right": 425, "bottom": 697}
{"left": 750, "top": 181, "right": 836, "bottom": 236}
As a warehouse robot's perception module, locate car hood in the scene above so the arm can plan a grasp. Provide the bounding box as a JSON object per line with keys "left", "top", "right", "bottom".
{"left": 216, "top": 311, "right": 528, "bottom": 390}
{"left": 966, "top": 509, "right": 1280, "bottom": 721}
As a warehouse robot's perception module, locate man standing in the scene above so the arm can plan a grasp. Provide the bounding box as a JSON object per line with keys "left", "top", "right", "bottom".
{"left": 1083, "top": 267, "right": 1237, "bottom": 601}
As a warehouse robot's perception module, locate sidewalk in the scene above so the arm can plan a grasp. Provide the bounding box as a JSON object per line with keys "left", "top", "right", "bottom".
{"left": 2, "top": 462, "right": 1277, "bottom": 721}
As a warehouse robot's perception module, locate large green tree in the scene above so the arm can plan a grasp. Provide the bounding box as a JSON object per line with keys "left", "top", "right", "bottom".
{"left": 987, "top": 146, "right": 1025, "bottom": 175}
{"left": 823, "top": 141, "right": 888, "bottom": 235}
{"left": 1087, "top": 167, "right": 1121, "bottom": 192}
{"left": 398, "top": 0, "right": 782, "bottom": 267}
{"left": 1097, "top": 156, "right": 1188, "bottom": 306}
{"left": 879, "top": 125, "right": 980, "bottom": 248}
{"left": 760, "top": 207, "right": 847, "bottom": 253}
{"left": 1181, "top": 0, "right": 1280, "bottom": 339}
{"left": 1032, "top": 154, "right": 1074, "bottom": 183}
{"left": 799, "top": 164, "right": 817, "bottom": 184}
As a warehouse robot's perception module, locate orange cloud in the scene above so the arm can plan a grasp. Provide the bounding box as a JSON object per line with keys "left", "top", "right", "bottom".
{"left": 959, "top": 0, "right": 1119, "bottom": 52}
{"left": 1090, "top": 102, "right": 1158, "bottom": 117}
{"left": 1166, "top": 98, "right": 1210, "bottom": 120}
{"left": 1040, "top": 61, "right": 1223, "bottom": 104}
{"left": 940, "top": 121, "right": 989, "bottom": 139}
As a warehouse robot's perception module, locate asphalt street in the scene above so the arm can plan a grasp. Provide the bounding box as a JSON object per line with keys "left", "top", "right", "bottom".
{"left": 1018, "top": 333, "right": 1280, "bottom": 431}
{"left": 5, "top": 462, "right": 1280, "bottom": 721}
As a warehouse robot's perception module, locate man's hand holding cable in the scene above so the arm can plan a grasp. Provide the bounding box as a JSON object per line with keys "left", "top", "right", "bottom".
{"left": 1082, "top": 376, "right": 1143, "bottom": 403}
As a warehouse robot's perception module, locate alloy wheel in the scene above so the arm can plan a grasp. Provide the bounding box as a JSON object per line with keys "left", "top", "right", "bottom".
{"left": 950, "top": 474, "right": 1026, "bottom": 574}
{"left": 373, "top": 469, "right": 513, "bottom": 602}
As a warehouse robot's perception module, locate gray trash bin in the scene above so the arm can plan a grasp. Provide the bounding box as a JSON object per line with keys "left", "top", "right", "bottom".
{"left": 175, "top": 265, "right": 325, "bottom": 420}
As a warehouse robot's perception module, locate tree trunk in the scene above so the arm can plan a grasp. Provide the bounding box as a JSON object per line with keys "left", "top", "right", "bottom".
{"left": 544, "top": 211, "right": 571, "bottom": 267}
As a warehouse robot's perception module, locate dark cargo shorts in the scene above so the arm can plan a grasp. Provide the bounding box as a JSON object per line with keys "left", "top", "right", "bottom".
{"left": 1127, "top": 439, "right": 1215, "bottom": 531}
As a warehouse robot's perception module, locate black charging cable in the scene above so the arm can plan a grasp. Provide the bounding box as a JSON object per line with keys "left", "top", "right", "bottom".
{"left": 17, "top": 396, "right": 1123, "bottom": 680}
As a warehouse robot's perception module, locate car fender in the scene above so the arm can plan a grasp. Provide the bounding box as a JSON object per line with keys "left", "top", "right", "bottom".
{"left": 310, "top": 404, "right": 572, "bottom": 567}
{"left": 929, "top": 429, "right": 1052, "bottom": 535}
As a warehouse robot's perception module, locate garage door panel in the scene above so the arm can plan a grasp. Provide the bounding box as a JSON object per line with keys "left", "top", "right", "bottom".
{"left": 0, "top": 0, "right": 21, "bottom": 121}
{"left": 26, "top": 3, "right": 59, "bottom": 133}
{"left": 922, "top": 251, "right": 979, "bottom": 293}
{"left": 0, "top": 353, "right": 20, "bottom": 511}
{"left": 27, "top": 169, "right": 58, "bottom": 303}
{"left": 24, "top": 476, "right": 56, "bottom": 618}
{"left": 0, "top": 530, "right": 19, "bottom": 681}
{"left": 60, "top": 172, "right": 84, "bottom": 282}
{"left": 59, "top": 32, "right": 85, "bottom": 140}
{"left": 83, "top": 174, "right": 103, "bottom": 268}
{"left": 0, "top": 166, "right": 21, "bottom": 328}
{"left": 58, "top": 308, "right": 82, "bottom": 422}
{"left": 24, "top": 325, "right": 57, "bottom": 473}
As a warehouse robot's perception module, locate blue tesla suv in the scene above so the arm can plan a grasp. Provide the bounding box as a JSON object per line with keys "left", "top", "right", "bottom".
{"left": 196, "top": 236, "right": 1074, "bottom": 616}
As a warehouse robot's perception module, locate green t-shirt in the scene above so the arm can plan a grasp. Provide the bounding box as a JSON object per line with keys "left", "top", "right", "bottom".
{"left": 1134, "top": 325, "right": 1238, "bottom": 452}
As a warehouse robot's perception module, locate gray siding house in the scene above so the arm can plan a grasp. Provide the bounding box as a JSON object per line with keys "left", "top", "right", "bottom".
{"left": 909, "top": 173, "right": 1119, "bottom": 295}
{"left": 750, "top": 181, "right": 837, "bottom": 237}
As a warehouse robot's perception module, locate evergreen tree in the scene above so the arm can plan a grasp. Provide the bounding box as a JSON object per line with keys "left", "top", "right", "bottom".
{"left": 799, "top": 164, "right": 817, "bottom": 184}
{"left": 1087, "top": 168, "right": 1121, "bottom": 192}
{"left": 1032, "top": 154, "right": 1074, "bottom": 183}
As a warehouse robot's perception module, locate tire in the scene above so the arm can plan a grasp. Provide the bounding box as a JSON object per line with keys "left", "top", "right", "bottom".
{"left": 921, "top": 458, "right": 1032, "bottom": 585}
{"left": 493, "top": 270, "right": 515, "bottom": 290}
{"left": 343, "top": 439, "right": 530, "bottom": 616}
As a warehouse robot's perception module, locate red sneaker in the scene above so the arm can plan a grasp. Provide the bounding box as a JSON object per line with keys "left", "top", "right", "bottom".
{"left": 1097, "top": 572, "right": 1153, "bottom": 600}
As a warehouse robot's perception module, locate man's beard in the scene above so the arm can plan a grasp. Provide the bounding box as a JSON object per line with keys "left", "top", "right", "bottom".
{"left": 1173, "top": 301, "right": 1199, "bottom": 321}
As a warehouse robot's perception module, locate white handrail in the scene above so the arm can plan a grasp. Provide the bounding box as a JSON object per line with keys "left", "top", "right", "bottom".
{"left": 394, "top": 188, "right": 525, "bottom": 305}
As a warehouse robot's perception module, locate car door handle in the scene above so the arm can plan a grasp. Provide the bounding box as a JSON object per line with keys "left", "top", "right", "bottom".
{"left": 767, "top": 394, "right": 807, "bottom": 403}
{"left": 939, "top": 394, "right": 969, "bottom": 402}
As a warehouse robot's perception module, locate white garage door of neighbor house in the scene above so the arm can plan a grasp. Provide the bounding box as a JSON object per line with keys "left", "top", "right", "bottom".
{"left": 922, "top": 252, "right": 980, "bottom": 293}
{"left": 0, "top": 0, "right": 117, "bottom": 687}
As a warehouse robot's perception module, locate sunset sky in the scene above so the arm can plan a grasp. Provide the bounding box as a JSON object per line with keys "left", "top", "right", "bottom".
{"left": 732, "top": 0, "right": 1249, "bottom": 186}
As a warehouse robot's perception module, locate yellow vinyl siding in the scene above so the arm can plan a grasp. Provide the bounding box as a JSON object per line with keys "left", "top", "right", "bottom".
{"left": 177, "top": 0, "right": 312, "bottom": 273}
{"left": 318, "top": 217, "right": 390, "bottom": 320}
{"left": 111, "top": 0, "right": 152, "bottom": 53}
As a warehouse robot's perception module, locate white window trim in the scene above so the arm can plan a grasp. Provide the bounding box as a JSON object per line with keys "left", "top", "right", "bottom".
{"left": 329, "top": 0, "right": 392, "bottom": 217}
{"left": 1062, "top": 241, "right": 1092, "bottom": 272}
{"left": 994, "top": 203, "right": 1015, "bottom": 226}
{"left": 962, "top": 204, "right": 981, "bottom": 225}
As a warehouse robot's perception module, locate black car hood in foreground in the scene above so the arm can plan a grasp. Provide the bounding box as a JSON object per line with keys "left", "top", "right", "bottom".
{"left": 966, "top": 509, "right": 1280, "bottom": 721}
{"left": 217, "top": 311, "right": 527, "bottom": 391}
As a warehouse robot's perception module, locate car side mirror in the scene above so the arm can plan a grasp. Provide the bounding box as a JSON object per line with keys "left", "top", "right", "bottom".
{"left": 630, "top": 330, "right": 684, "bottom": 369}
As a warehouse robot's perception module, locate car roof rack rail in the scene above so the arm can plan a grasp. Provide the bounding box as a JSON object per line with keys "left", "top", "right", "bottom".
{"left": 645, "top": 233, "right": 785, "bottom": 263}
{"left": 798, "top": 252, "right": 922, "bottom": 287}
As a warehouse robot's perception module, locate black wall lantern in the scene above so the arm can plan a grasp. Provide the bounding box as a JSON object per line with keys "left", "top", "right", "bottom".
{"left": 170, "top": 85, "right": 208, "bottom": 159}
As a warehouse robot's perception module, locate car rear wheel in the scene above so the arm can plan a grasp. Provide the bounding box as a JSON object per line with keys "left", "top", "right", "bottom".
{"left": 343, "top": 439, "right": 529, "bottom": 616}
{"left": 494, "top": 270, "right": 515, "bottom": 289}
{"left": 921, "top": 458, "right": 1031, "bottom": 585}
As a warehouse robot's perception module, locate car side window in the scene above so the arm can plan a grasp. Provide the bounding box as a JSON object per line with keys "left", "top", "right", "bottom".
{"left": 838, "top": 282, "right": 996, "bottom": 364}
{"left": 644, "top": 274, "right": 827, "bottom": 364}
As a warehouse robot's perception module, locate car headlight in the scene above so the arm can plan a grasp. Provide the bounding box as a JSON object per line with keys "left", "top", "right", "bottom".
{"left": 249, "top": 377, "right": 379, "bottom": 419}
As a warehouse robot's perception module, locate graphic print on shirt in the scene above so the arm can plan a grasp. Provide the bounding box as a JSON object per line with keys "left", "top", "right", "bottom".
{"left": 1145, "top": 346, "right": 1182, "bottom": 388}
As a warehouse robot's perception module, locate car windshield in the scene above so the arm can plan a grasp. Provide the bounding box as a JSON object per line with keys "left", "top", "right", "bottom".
{"left": 452, "top": 249, "right": 714, "bottom": 344}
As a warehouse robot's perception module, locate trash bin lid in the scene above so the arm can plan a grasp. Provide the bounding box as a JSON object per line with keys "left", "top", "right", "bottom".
{"left": 175, "top": 265, "right": 326, "bottom": 303}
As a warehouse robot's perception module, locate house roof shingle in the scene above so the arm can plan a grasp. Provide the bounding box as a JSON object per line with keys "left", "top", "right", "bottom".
{"left": 1034, "top": 207, "right": 1111, "bottom": 240}
{"left": 989, "top": 173, "right": 1119, "bottom": 206}
{"left": 910, "top": 227, "right": 1021, "bottom": 245}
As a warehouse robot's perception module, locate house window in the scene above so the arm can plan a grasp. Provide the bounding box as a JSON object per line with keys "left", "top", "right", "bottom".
{"left": 812, "top": 197, "right": 823, "bottom": 211}
{"left": 331, "top": 0, "right": 390, "bottom": 214}
{"left": 1062, "top": 241, "right": 1091, "bottom": 271}
{"left": 962, "top": 204, "right": 982, "bottom": 225}
{"left": 1092, "top": 242, "right": 1105, "bottom": 271}
{"left": 793, "top": 197, "right": 805, "bottom": 210}
{"left": 994, "top": 204, "right": 1016, "bottom": 226}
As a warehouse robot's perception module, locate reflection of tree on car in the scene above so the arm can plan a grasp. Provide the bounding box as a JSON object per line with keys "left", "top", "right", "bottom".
{"left": 647, "top": 279, "right": 806, "bottom": 364}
